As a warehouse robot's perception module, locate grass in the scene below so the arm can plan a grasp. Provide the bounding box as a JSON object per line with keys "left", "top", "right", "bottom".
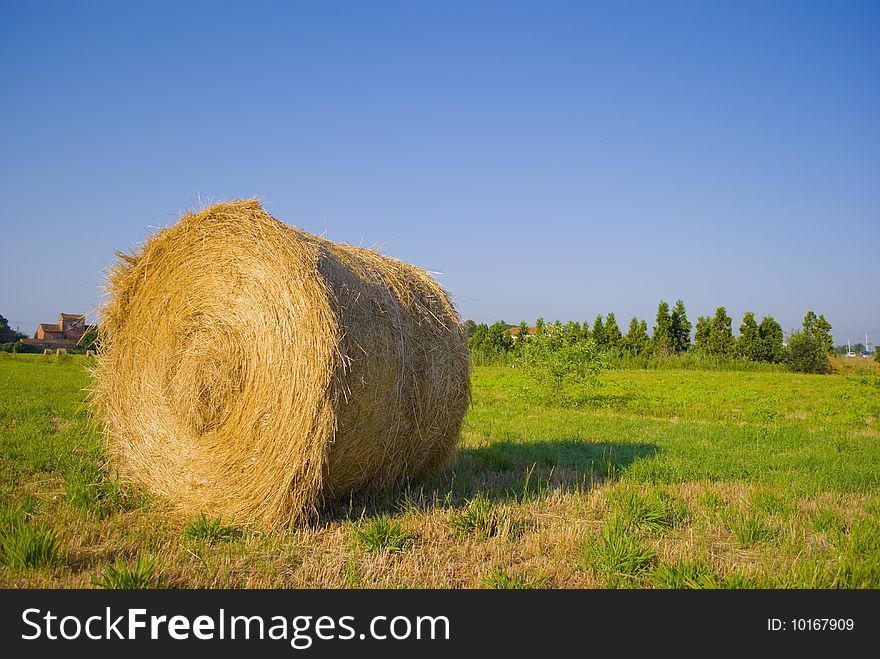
{"left": 482, "top": 566, "right": 547, "bottom": 589}
{"left": 0, "top": 506, "right": 61, "bottom": 570}
{"left": 579, "top": 524, "right": 656, "bottom": 588}
{"left": 449, "top": 494, "right": 509, "bottom": 540}
{"left": 65, "top": 466, "right": 145, "bottom": 517}
{"left": 608, "top": 488, "right": 688, "bottom": 533}
{"left": 93, "top": 555, "right": 160, "bottom": 589}
{"left": 183, "top": 514, "right": 242, "bottom": 543}
{"left": 1, "top": 352, "right": 879, "bottom": 588}
{"left": 649, "top": 560, "right": 761, "bottom": 589}
{"left": 728, "top": 513, "right": 777, "bottom": 547}
{"left": 353, "top": 515, "right": 415, "bottom": 553}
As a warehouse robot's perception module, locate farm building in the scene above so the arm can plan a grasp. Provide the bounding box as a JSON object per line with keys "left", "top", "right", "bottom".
{"left": 21, "top": 313, "right": 94, "bottom": 350}
{"left": 507, "top": 325, "right": 554, "bottom": 341}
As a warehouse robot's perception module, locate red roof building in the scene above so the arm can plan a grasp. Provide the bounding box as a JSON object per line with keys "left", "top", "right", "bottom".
{"left": 23, "top": 313, "right": 94, "bottom": 349}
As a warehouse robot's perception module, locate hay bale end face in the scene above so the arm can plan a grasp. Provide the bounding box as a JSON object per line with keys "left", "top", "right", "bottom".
{"left": 93, "top": 200, "right": 470, "bottom": 528}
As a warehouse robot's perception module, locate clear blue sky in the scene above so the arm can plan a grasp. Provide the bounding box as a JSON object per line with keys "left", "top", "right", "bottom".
{"left": 2, "top": 1, "right": 878, "bottom": 345}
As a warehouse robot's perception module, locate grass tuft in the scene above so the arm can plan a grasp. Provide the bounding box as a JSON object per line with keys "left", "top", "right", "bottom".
{"left": 353, "top": 515, "right": 415, "bottom": 553}
{"left": 649, "top": 559, "right": 761, "bottom": 588}
{"left": 749, "top": 490, "right": 795, "bottom": 517}
{"left": 728, "top": 513, "right": 776, "bottom": 547}
{"left": 609, "top": 488, "right": 687, "bottom": 533}
{"left": 450, "top": 494, "right": 509, "bottom": 540}
{"left": 649, "top": 559, "right": 718, "bottom": 588}
{"left": 0, "top": 507, "right": 61, "bottom": 570}
{"left": 579, "top": 524, "right": 656, "bottom": 588}
{"left": 811, "top": 509, "right": 848, "bottom": 540}
{"left": 482, "top": 566, "right": 547, "bottom": 589}
{"left": 93, "top": 555, "right": 160, "bottom": 589}
{"left": 64, "top": 467, "right": 145, "bottom": 517}
{"left": 183, "top": 513, "right": 242, "bottom": 544}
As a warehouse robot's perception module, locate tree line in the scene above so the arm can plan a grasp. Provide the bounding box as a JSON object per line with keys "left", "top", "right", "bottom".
{"left": 465, "top": 300, "right": 837, "bottom": 372}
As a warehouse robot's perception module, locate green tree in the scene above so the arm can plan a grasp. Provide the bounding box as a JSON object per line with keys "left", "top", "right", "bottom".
{"left": 579, "top": 322, "right": 592, "bottom": 343}
{"left": 623, "top": 317, "right": 649, "bottom": 355}
{"left": 669, "top": 300, "right": 692, "bottom": 353}
{"left": 652, "top": 300, "right": 673, "bottom": 356}
{"left": 786, "top": 330, "right": 831, "bottom": 374}
{"left": 462, "top": 319, "right": 477, "bottom": 339}
{"left": 516, "top": 321, "right": 530, "bottom": 347}
{"left": 694, "top": 316, "right": 711, "bottom": 352}
{"left": 604, "top": 312, "right": 622, "bottom": 350}
{"left": 552, "top": 320, "right": 563, "bottom": 342}
{"left": 469, "top": 323, "right": 489, "bottom": 352}
{"left": 736, "top": 312, "right": 762, "bottom": 361}
{"left": 534, "top": 317, "right": 546, "bottom": 338}
{"left": 0, "top": 314, "right": 24, "bottom": 343}
{"left": 484, "top": 321, "right": 513, "bottom": 353}
{"left": 706, "top": 307, "right": 734, "bottom": 356}
{"left": 562, "top": 321, "right": 581, "bottom": 346}
{"left": 515, "top": 333, "right": 607, "bottom": 403}
{"left": 758, "top": 316, "right": 784, "bottom": 363}
{"left": 815, "top": 316, "right": 833, "bottom": 354}
{"left": 78, "top": 328, "right": 99, "bottom": 350}
{"left": 592, "top": 315, "right": 606, "bottom": 348}
{"left": 802, "top": 311, "right": 833, "bottom": 355}
{"left": 875, "top": 349, "right": 880, "bottom": 364}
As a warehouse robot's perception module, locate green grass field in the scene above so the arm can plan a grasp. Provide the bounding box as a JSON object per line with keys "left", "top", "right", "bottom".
{"left": 2, "top": 353, "right": 879, "bottom": 588}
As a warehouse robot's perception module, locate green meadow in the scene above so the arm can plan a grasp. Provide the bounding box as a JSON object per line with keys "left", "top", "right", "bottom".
{"left": 2, "top": 353, "right": 879, "bottom": 588}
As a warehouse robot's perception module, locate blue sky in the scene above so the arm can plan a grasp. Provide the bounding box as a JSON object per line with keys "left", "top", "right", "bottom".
{"left": 2, "top": 1, "right": 878, "bottom": 345}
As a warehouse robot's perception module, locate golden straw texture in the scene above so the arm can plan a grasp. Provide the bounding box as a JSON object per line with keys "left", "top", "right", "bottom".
{"left": 92, "top": 200, "right": 470, "bottom": 528}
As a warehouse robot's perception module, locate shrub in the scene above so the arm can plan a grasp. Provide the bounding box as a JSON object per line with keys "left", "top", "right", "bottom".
{"left": 77, "top": 328, "right": 99, "bottom": 350}
{"left": 786, "top": 330, "right": 831, "bottom": 374}
{"left": 515, "top": 334, "right": 606, "bottom": 402}
{"left": 0, "top": 341, "right": 38, "bottom": 353}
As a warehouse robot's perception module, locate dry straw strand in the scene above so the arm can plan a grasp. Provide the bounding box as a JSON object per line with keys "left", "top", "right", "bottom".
{"left": 92, "top": 200, "right": 470, "bottom": 528}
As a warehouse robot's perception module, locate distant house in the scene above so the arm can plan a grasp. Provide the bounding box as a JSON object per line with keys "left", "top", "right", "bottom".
{"left": 507, "top": 325, "right": 554, "bottom": 342}
{"left": 21, "top": 313, "right": 95, "bottom": 350}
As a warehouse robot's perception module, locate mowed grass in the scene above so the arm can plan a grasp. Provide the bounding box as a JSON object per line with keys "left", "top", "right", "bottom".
{"left": 1, "top": 353, "right": 879, "bottom": 588}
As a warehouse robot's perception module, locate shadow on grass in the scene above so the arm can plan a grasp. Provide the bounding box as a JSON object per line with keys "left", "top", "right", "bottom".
{"left": 323, "top": 439, "right": 659, "bottom": 522}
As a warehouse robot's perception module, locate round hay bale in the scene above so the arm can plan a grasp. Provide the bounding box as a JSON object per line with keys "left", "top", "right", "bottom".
{"left": 92, "top": 200, "right": 470, "bottom": 528}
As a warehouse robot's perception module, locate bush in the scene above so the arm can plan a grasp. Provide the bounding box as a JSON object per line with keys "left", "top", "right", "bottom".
{"left": 78, "top": 328, "right": 99, "bottom": 350}
{"left": 515, "top": 334, "right": 606, "bottom": 403}
{"left": 785, "top": 330, "right": 831, "bottom": 374}
{"left": 0, "top": 341, "right": 39, "bottom": 353}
